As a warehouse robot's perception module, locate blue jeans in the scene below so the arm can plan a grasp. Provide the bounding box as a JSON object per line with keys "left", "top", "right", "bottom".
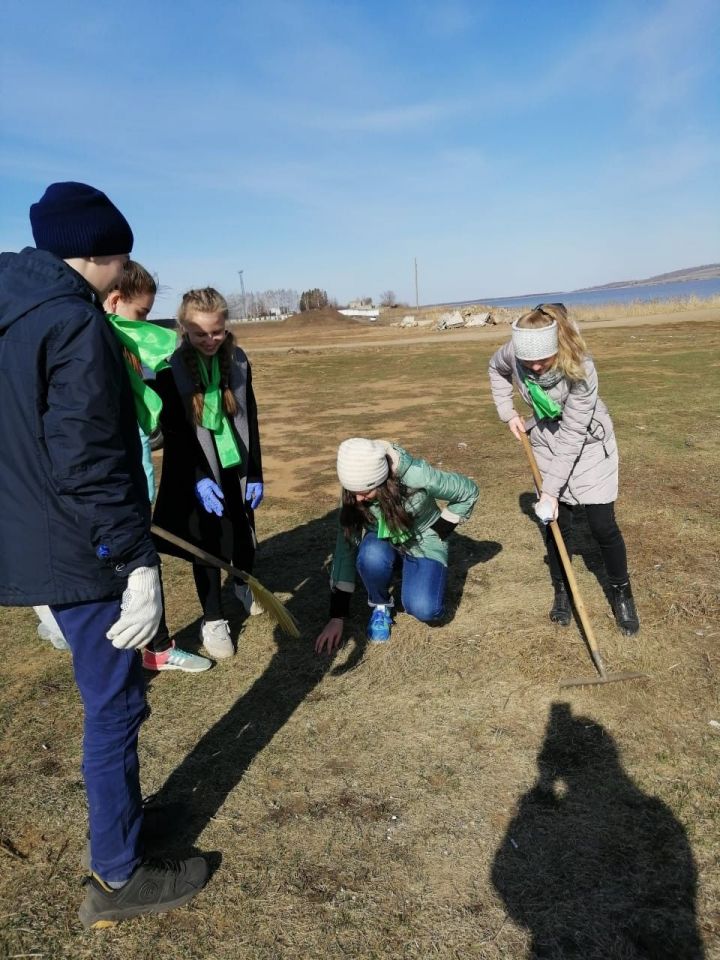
{"left": 356, "top": 532, "right": 447, "bottom": 623}
{"left": 51, "top": 600, "right": 146, "bottom": 882}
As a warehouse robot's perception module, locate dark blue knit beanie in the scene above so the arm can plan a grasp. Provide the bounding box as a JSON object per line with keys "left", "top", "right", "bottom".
{"left": 30, "top": 182, "right": 134, "bottom": 258}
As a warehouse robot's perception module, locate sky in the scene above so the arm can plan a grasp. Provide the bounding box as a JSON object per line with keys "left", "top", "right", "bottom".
{"left": 1, "top": 0, "right": 718, "bottom": 311}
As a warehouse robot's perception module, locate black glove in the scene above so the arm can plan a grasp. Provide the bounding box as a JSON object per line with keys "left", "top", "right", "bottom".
{"left": 329, "top": 588, "right": 351, "bottom": 619}
{"left": 431, "top": 517, "right": 457, "bottom": 541}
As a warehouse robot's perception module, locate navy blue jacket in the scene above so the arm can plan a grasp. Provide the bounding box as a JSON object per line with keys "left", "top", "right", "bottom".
{"left": 0, "top": 248, "right": 158, "bottom": 605}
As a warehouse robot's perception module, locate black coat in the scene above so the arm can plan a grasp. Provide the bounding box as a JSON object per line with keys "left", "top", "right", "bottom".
{"left": 0, "top": 248, "right": 157, "bottom": 605}
{"left": 151, "top": 348, "right": 262, "bottom": 567}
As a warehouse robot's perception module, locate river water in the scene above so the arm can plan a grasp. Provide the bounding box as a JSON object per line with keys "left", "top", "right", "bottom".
{"left": 454, "top": 276, "right": 720, "bottom": 310}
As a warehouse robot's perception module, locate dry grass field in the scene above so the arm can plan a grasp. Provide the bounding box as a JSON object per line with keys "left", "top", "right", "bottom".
{"left": 1, "top": 309, "right": 719, "bottom": 959}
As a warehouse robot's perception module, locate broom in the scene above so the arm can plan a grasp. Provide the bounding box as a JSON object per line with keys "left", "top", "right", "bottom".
{"left": 151, "top": 524, "right": 301, "bottom": 639}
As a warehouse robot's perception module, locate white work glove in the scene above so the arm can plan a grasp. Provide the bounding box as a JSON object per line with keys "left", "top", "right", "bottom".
{"left": 534, "top": 494, "right": 558, "bottom": 525}
{"left": 107, "top": 566, "right": 163, "bottom": 650}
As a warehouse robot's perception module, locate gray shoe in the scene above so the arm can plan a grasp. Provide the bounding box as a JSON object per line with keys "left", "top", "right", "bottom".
{"left": 234, "top": 582, "right": 264, "bottom": 616}
{"left": 78, "top": 856, "right": 208, "bottom": 929}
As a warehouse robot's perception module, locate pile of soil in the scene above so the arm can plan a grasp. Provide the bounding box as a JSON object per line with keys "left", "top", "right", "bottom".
{"left": 282, "top": 307, "right": 355, "bottom": 328}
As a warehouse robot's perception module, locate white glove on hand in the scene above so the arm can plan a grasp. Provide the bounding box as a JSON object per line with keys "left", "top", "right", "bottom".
{"left": 107, "top": 566, "right": 163, "bottom": 650}
{"left": 534, "top": 497, "right": 558, "bottom": 525}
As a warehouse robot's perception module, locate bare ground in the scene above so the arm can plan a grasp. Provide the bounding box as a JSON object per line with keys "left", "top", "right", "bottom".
{"left": 1, "top": 313, "right": 719, "bottom": 959}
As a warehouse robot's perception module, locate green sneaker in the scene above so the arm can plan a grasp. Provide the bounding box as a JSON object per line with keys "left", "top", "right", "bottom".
{"left": 78, "top": 856, "right": 209, "bottom": 929}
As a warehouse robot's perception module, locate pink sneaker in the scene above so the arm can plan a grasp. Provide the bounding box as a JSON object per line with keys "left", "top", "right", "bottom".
{"left": 142, "top": 643, "right": 211, "bottom": 673}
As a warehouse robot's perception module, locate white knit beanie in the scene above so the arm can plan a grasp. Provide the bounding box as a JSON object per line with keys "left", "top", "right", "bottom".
{"left": 511, "top": 318, "right": 558, "bottom": 361}
{"left": 336, "top": 438, "right": 389, "bottom": 492}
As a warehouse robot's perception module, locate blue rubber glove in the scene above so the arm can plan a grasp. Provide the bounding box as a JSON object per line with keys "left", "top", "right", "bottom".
{"left": 195, "top": 478, "right": 225, "bottom": 516}
{"left": 246, "top": 482, "right": 264, "bottom": 510}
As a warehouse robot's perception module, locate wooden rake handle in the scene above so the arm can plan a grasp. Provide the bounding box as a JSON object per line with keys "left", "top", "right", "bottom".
{"left": 519, "top": 432, "right": 607, "bottom": 677}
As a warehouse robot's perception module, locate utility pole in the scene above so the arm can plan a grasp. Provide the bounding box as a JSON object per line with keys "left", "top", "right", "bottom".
{"left": 414, "top": 257, "right": 419, "bottom": 309}
{"left": 238, "top": 270, "right": 247, "bottom": 319}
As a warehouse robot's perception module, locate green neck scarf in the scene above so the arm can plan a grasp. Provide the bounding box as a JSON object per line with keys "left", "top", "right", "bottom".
{"left": 376, "top": 512, "right": 412, "bottom": 545}
{"left": 105, "top": 314, "right": 177, "bottom": 434}
{"left": 196, "top": 352, "right": 242, "bottom": 469}
{"left": 524, "top": 378, "right": 563, "bottom": 421}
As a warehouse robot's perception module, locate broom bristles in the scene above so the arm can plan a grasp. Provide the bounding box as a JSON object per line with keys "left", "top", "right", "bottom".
{"left": 150, "top": 524, "right": 300, "bottom": 638}
{"left": 243, "top": 572, "right": 300, "bottom": 638}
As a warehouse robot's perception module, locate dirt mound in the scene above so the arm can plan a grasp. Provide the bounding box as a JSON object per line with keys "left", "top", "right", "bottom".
{"left": 282, "top": 307, "right": 354, "bottom": 328}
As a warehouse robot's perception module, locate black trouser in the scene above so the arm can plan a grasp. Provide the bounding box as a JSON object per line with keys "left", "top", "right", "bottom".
{"left": 150, "top": 477, "right": 256, "bottom": 647}
{"left": 546, "top": 502, "right": 628, "bottom": 587}
{"left": 192, "top": 517, "right": 256, "bottom": 621}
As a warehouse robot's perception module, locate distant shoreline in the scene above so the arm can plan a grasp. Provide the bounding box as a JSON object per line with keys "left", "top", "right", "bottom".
{"left": 437, "top": 267, "right": 720, "bottom": 310}
{"left": 575, "top": 263, "right": 720, "bottom": 293}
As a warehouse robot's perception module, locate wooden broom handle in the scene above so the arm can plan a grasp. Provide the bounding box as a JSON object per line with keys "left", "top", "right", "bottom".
{"left": 151, "top": 524, "right": 249, "bottom": 583}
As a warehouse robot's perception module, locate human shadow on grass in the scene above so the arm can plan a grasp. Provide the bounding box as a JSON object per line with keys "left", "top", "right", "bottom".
{"left": 443, "top": 532, "right": 501, "bottom": 621}
{"left": 491, "top": 702, "right": 704, "bottom": 960}
{"left": 151, "top": 510, "right": 501, "bottom": 848}
{"left": 149, "top": 509, "right": 361, "bottom": 848}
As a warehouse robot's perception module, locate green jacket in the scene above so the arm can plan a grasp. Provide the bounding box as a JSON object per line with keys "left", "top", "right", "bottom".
{"left": 330, "top": 443, "right": 479, "bottom": 592}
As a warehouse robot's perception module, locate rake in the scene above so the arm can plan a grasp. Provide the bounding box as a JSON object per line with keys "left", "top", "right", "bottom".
{"left": 519, "top": 433, "right": 648, "bottom": 688}
{"left": 151, "top": 524, "right": 301, "bottom": 639}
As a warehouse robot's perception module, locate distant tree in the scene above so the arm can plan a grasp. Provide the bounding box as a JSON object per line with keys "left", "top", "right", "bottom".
{"left": 226, "top": 288, "right": 299, "bottom": 319}
{"left": 299, "top": 288, "right": 329, "bottom": 312}
{"left": 380, "top": 290, "right": 398, "bottom": 307}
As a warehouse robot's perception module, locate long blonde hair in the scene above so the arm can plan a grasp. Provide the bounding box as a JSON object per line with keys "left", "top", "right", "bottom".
{"left": 177, "top": 287, "right": 238, "bottom": 424}
{"left": 516, "top": 303, "right": 588, "bottom": 382}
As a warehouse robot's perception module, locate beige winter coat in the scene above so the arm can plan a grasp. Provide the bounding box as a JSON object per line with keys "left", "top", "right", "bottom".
{"left": 488, "top": 342, "right": 618, "bottom": 505}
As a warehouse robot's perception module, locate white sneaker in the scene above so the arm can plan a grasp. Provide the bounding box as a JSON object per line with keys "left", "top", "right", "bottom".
{"left": 200, "top": 619, "right": 234, "bottom": 659}
{"left": 234, "top": 582, "right": 264, "bottom": 617}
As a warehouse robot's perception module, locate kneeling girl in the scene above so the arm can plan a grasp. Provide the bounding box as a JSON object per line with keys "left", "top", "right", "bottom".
{"left": 315, "top": 438, "right": 478, "bottom": 653}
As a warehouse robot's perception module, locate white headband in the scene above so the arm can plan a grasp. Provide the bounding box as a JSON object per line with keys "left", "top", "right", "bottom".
{"left": 511, "top": 318, "right": 558, "bottom": 361}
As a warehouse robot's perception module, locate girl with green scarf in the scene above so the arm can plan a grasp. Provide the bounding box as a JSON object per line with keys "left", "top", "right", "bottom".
{"left": 152, "top": 288, "right": 264, "bottom": 663}
{"left": 488, "top": 303, "right": 639, "bottom": 637}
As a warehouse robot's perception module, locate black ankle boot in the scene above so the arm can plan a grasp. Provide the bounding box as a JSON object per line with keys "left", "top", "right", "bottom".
{"left": 549, "top": 582, "right": 571, "bottom": 626}
{"left": 611, "top": 581, "right": 640, "bottom": 635}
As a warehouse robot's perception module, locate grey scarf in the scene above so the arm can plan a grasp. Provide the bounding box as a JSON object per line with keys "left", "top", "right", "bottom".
{"left": 521, "top": 366, "right": 564, "bottom": 390}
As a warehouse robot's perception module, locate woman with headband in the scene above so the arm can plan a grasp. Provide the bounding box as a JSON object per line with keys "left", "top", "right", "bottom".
{"left": 488, "top": 303, "right": 639, "bottom": 635}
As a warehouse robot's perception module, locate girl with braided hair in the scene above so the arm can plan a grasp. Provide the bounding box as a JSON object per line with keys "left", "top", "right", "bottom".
{"left": 152, "top": 287, "right": 264, "bottom": 660}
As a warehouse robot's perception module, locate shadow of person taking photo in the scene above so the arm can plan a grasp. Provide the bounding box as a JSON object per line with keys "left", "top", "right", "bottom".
{"left": 150, "top": 509, "right": 501, "bottom": 849}
{"left": 491, "top": 702, "right": 705, "bottom": 959}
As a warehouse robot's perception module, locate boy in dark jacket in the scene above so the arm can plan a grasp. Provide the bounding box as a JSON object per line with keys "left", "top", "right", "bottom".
{"left": 0, "top": 182, "right": 208, "bottom": 927}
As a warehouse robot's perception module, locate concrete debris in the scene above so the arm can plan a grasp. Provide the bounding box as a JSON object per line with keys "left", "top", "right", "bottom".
{"left": 465, "top": 311, "right": 492, "bottom": 327}
{"left": 437, "top": 310, "right": 465, "bottom": 330}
